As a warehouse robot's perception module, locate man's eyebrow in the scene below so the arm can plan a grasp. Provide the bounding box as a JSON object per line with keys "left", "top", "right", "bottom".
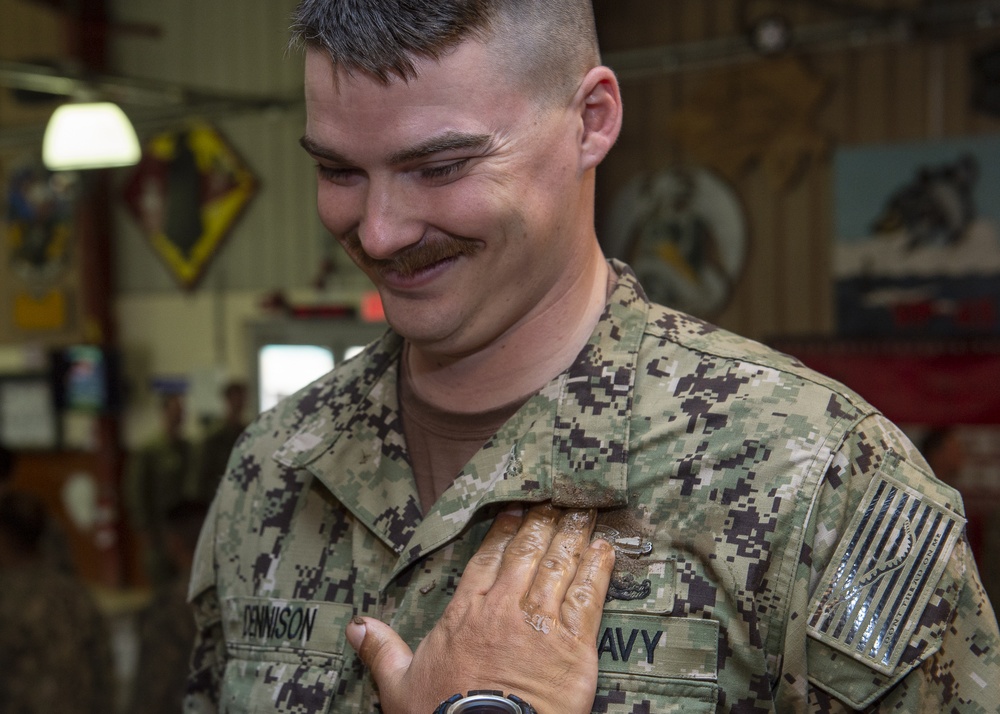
{"left": 387, "top": 131, "right": 493, "bottom": 165}
{"left": 299, "top": 135, "right": 351, "bottom": 165}
{"left": 299, "top": 131, "right": 494, "bottom": 167}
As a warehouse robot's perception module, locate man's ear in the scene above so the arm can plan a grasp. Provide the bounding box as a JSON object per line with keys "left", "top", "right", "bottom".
{"left": 575, "top": 66, "right": 623, "bottom": 171}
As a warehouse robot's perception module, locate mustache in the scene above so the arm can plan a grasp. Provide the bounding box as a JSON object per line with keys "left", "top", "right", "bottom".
{"left": 339, "top": 232, "right": 482, "bottom": 277}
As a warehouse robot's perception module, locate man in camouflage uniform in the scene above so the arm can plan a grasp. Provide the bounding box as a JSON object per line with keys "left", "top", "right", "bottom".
{"left": 186, "top": 1, "right": 1000, "bottom": 712}
{"left": 129, "top": 501, "right": 208, "bottom": 714}
{"left": 188, "top": 381, "right": 249, "bottom": 507}
{"left": 127, "top": 391, "right": 193, "bottom": 586}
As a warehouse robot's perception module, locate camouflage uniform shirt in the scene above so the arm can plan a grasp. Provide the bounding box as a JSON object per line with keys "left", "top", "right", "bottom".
{"left": 130, "top": 577, "right": 198, "bottom": 714}
{"left": 187, "top": 262, "right": 1000, "bottom": 713}
{"left": 0, "top": 564, "right": 115, "bottom": 714}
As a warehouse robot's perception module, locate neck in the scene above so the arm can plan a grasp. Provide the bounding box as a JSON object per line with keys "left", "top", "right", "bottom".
{"left": 406, "top": 250, "right": 610, "bottom": 413}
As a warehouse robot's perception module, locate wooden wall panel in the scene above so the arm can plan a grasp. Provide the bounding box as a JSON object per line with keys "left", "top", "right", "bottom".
{"left": 595, "top": 3, "right": 1000, "bottom": 341}
{"left": 854, "top": 48, "right": 892, "bottom": 144}
{"left": 891, "top": 44, "right": 929, "bottom": 140}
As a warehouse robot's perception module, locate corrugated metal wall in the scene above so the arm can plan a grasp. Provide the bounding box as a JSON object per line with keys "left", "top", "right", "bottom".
{"left": 110, "top": 0, "right": 337, "bottom": 294}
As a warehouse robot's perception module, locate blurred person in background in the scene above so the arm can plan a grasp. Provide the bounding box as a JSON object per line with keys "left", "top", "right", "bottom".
{"left": 919, "top": 426, "right": 967, "bottom": 484}
{"left": 187, "top": 380, "right": 248, "bottom": 506}
{"left": 128, "top": 500, "right": 208, "bottom": 714}
{"left": 0, "top": 489, "right": 114, "bottom": 714}
{"left": 126, "top": 391, "right": 193, "bottom": 586}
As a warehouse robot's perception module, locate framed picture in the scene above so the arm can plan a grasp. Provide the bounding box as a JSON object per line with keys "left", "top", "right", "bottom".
{"left": 834, "top": 136, "right": 1000, "bottom": 337}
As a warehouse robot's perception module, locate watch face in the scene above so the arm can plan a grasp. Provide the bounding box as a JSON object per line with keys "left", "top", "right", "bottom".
{"left": 447, "top": 694, "right": 524, "bottom": 713}
{"left": 604, "top": 166, "right": 748, "bottom": 318}
{"left": 450, "top": 705, "right": 516, "bottom": 714}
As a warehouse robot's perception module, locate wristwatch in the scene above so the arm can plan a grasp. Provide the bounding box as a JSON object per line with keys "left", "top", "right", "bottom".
{"left": 433, "top": 690, "right": 537, "bottom": 713}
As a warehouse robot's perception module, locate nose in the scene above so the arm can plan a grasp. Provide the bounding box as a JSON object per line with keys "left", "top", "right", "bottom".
{"left": 356, "top": 177, "right": 424, "bottom": 260}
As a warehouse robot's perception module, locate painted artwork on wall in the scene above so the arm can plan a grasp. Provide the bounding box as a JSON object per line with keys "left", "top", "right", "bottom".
{"left": 603, "top": 166, "right": 748, "bottom": 318}
{"left": 121, "top": 122, "right": 258, "bottom": 290}
{"left": 834, "top": 137, "right": 1000, "bottom": 336}
{"left": 0, "top": 159, "right": 84, "bottom": 344}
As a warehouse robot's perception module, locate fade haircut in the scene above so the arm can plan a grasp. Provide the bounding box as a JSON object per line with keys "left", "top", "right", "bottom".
{"left": 290, "top": 0, "right": 600, "bottom": 103}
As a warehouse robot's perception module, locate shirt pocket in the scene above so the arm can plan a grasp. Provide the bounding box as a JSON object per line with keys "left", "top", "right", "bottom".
{"left": 219, "top": 596, "right": 355, "bottom": 714}
{"left": 595, "top": 615, "right": 720, "bottom": 713}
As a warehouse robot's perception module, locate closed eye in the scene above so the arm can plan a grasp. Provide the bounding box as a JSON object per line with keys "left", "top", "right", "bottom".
{"left": 315, "top": 164, "right": 361, "bottom": 185}
{"left": 419, "top": 158, "right": 470, "bottom": 183}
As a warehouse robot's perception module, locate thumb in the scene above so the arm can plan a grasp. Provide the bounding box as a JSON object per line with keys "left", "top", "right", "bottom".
{"left": 346, "top": 616, "right": 414, "bottom": 686}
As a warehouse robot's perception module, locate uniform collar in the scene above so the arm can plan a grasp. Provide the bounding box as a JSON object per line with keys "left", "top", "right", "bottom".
{"left": 273, "top": 261, "right": 650, "bottom": 565}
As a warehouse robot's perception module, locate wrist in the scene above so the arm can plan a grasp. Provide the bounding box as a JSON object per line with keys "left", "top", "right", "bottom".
{"left": 434, "top": 690, "right": 537, "bottom": 714}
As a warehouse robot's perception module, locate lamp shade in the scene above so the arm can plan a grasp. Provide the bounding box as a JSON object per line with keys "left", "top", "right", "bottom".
{"left": 42, "top": 102, "right": 142, "bottom": 171}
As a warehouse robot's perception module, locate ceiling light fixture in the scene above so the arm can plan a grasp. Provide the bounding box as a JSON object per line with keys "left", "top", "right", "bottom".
{"left": 42, "top": 101, "right": 141, "bottom": 171}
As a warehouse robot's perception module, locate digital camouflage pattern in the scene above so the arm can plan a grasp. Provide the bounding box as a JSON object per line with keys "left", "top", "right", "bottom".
{"left": 186, "top": 262, "right": 1000, "bottom": 713}
{"left": 0, "top": 564, "right": 115, "bottom": 714}
{"left": 130, "top": 578, "right": 198, "bottom": 714}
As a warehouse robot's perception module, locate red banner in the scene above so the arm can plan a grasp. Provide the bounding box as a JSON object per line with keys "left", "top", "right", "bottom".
{"left": 769, "top": 339, "right": 1000, "bottom": 426}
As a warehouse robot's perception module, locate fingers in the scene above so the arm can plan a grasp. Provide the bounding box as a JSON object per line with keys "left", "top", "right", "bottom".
{"left": 452, "top": 504, "right": 524, "bottom": 598}
{"left": 560, "top": 537, "right": 615, "bottom": 638}
{"left": 457, "top": 502, "right": 611, "bottom": 641}
{"left": 518, "top": 509, "right": 597, "bottom": 617}
{"left": 346, "top": 616, "right": 414, "bottom": 687}
{"left": 492, "top": 503, "right": 564, "bottom": 591}
{"left": 486, "top": 504, "right": 607, "bottom": 643}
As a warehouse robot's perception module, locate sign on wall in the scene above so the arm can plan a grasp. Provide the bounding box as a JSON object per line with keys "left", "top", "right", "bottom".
{"left": 122, "top": 122, "right": 258, "bottom": 290}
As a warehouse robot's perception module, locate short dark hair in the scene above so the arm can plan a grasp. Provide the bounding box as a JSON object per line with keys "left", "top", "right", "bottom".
{"left": 289, "top": 0, "right": 600, "bottom": 101}
{"left": 222, "top": 380, "right": 247, "bottom": 401}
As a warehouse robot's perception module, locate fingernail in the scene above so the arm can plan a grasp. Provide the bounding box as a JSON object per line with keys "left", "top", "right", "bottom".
{"left": 346, "top": 616, "right": 366, "bottom": 651}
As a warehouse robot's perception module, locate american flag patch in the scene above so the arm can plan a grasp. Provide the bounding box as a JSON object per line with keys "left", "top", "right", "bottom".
{"left": 807, "top": 469, "right": 965, "bottom": 674}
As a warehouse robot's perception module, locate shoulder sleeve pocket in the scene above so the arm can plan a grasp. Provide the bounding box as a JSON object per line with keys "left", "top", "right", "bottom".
{"left": 805, "top": 453, "right": 966, "bottom": 708}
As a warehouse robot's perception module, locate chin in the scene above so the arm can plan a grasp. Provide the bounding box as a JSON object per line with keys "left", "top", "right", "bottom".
{"left": 384, "top": 310, "right": 452, "bottom": 346}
